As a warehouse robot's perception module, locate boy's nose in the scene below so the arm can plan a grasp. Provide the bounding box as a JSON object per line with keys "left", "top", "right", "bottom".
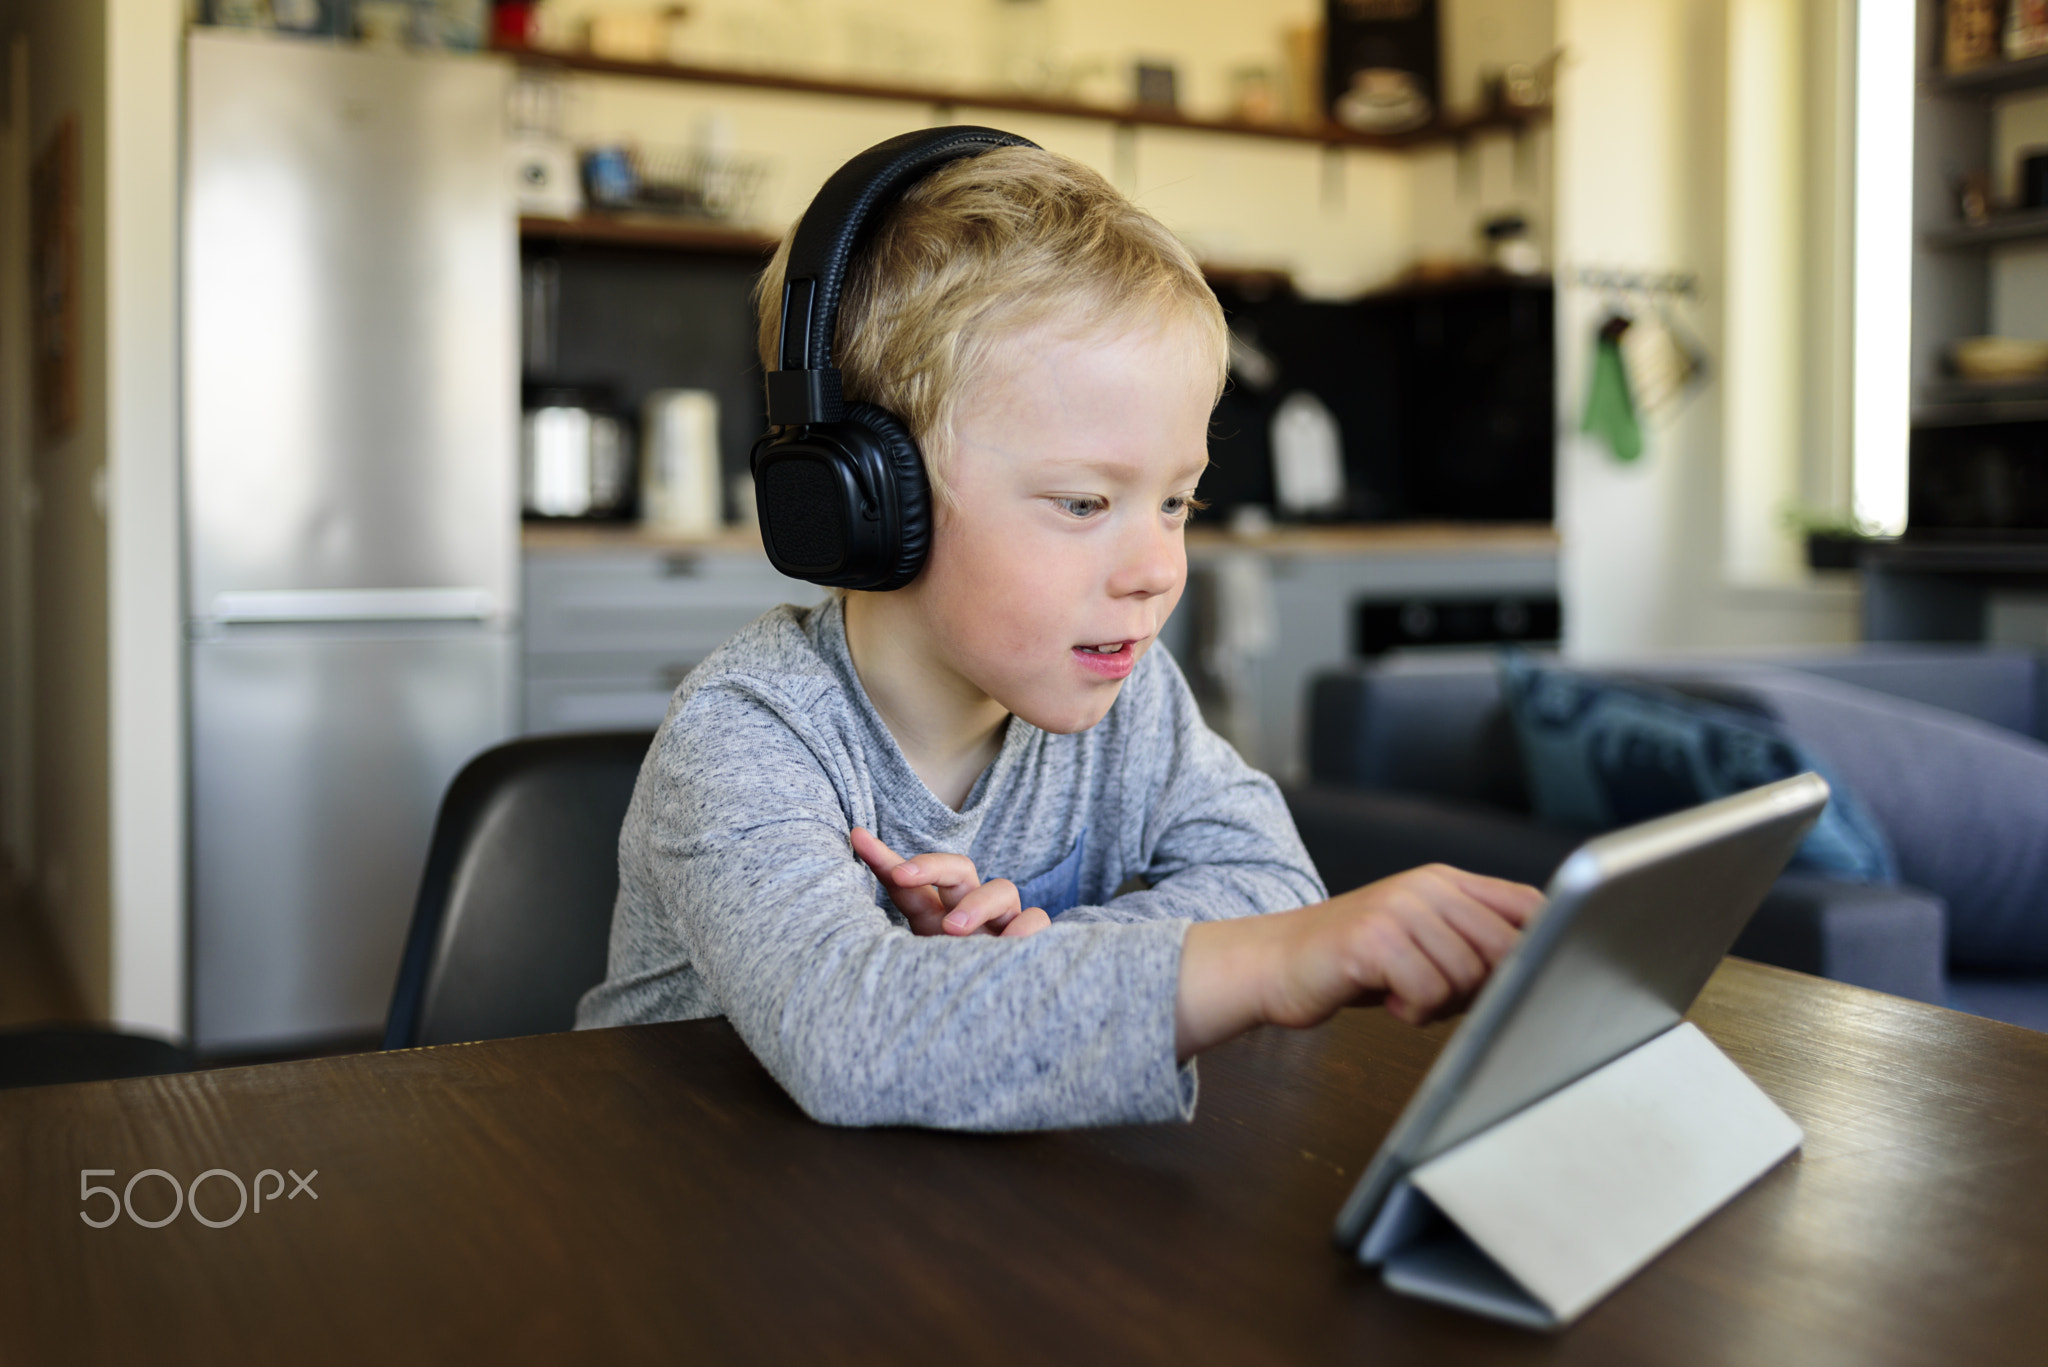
{"left": 1108, "top": 521, "right": 1184, "bottom": 600}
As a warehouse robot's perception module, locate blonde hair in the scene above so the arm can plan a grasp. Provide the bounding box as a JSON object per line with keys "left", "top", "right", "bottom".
{"left": 754, "top": 145, "right": 1227, "bottom": 506}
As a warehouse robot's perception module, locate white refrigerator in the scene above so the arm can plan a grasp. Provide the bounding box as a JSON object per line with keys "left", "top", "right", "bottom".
{"left": 185, "top": 32, "right": 519, "bottom": 1052}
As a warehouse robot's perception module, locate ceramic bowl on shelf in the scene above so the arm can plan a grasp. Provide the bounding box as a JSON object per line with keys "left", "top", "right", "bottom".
{"left": 1951, "top": 335, "right": 2048, "bottom": 381}
{"left": 1334, "top": 68, "right": 1432, "bottom": 134}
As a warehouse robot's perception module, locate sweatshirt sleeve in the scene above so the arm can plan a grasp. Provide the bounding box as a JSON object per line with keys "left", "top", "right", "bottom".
{"left": 1057, "top": 649, "right": 1328, "bottom": 928}
{"left": 634, "top": 680, "right": 1198, "bottom": 1131}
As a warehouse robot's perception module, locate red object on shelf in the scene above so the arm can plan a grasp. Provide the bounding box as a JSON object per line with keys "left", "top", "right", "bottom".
{"left": 492, "top": 2, "right": 539, "bottom": 50}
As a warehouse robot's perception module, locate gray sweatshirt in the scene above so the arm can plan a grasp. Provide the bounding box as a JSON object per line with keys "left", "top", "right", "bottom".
{"left": 574, "top": 596, "right": 1325, "bottom": 1130}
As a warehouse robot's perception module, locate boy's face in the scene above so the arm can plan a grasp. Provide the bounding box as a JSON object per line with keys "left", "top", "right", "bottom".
{"left": 904, "top": 319, "right": 1214, "bottom": 735}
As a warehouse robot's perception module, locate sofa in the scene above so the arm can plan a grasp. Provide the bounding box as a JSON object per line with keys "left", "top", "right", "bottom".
{"left": 1280, "top": 645, "right": 2048, "bottom": 1029}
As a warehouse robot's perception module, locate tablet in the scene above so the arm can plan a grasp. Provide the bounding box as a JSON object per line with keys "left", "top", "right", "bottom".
{"left": 1333, "top": 771, "right": 1830, "bottom": 1256}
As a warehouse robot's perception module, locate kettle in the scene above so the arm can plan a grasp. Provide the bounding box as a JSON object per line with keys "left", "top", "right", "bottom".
{"left": 522, "top": 383, "right": 634, "bottom": 520}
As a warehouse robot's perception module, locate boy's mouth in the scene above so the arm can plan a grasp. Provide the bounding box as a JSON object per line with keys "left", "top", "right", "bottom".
{"left": 1072, "top": 639, "right": 1139, "bottom": 680}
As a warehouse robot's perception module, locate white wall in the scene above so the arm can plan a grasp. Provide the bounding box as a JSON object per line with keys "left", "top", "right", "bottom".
{"left": 545, "top": 0, "right": 1558, "bottom": 130}
{"left": 1724, "top": 0, "right": 1805, "bottom": 583}
{"left": 1411, "top": 0, "right": 1557, "bottom": 263}
{"left": 1554, "top": 0, "right": 1859, "bottom": 658}
{"left": 555, "top": 61, "right": 1424, "bottom": 296}
{"left": 538, "top": 0, "right": 1328, "bottom": 118}
{"left": 0, "top": 0, "right": 183, "bottom": 1037}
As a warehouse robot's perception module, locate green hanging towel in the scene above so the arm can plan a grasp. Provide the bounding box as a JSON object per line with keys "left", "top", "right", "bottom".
{"left": 1582, "top": 315, "right": 1643, "bottom": 462}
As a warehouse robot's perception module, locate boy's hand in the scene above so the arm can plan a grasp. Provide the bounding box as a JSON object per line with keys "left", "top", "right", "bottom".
{"left": 850, "top": 828, "right": 1052, "bottom": 940}
{"left": 1175, "top": 864, "right": 1543, "bottom": 1059}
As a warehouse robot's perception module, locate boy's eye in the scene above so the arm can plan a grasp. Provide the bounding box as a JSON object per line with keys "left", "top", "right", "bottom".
{"left": 1052, "top": 496, "right": 1107, "bottom": 519}
{"left": 1163, "top": 492, "right": 1209, "bottom": 523}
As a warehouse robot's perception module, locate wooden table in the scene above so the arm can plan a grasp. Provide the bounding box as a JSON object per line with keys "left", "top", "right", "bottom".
{"left": 5, "top": 959, "right": 2045, "bottom": 1365}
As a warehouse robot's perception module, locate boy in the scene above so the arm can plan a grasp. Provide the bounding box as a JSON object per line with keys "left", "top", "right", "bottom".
{"left": 575, "top": 144, "right": 1541, "bottom": 1129}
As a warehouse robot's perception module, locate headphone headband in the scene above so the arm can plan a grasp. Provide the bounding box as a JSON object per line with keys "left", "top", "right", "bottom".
{"left": 764, "top": 126, "right": 1038, "bottom": 428}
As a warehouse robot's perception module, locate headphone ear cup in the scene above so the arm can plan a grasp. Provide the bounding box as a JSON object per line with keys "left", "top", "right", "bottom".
{"left": 840, "top": 401, "right": 930, "bottom": 591}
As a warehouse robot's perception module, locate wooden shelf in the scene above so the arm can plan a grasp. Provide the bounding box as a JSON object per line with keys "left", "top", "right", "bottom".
{"left": 1915, "top": 376, "right": 2048, "bottom": 427}
{"left": 1921, "top": 377, "right": 2048, "bottom": 403}
{"left": 1862, "top": 536, "right": 2048, "bottom": 573}
{"left": 522, "top": 521, "right": 770, "bottom": 556}
{"left": 1921, "top": 209, "right": 2048, "bottom": 249}
{"left": 519, "top": 215, "right": 1313, "bottom": 292}
{"left": 504, "top": 44, "right": 1549, "bottom": 152}
{"left": 520, "top": 214, "right": 778, "bottom": 254}
{"left": 1914, "top": 400, "right": 2048, "bottom": 427}
{"left": 1927, "top": 52, "right": 2048, "bottom": 98}
{"left": 1185, "top": 522, "right": 1557, "bottom": 557}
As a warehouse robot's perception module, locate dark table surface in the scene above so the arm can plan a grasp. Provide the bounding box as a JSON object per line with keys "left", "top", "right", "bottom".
{"left": 5, "top": 958, "right": 2046, "bottom": 1366}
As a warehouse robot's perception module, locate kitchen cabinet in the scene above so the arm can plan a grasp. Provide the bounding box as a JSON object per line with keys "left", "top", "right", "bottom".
{"left": 522, "top": 529, "right": 826, "bottom": 734}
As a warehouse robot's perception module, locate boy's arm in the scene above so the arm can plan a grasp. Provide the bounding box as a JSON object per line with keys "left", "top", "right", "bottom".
{"left": 1172, "top": 864, "right": 1542, "bottom": 1057}
{"left": 1052, "top": 654, "right": 1541, "bottom": 1051}
{"left": 644, "top": 686, "right": 1195, "bottom": 1131}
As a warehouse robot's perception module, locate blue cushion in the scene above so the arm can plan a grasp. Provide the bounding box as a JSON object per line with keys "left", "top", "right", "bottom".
{"left": 1499, "top": 655, "right": 1898, "bottom": 884}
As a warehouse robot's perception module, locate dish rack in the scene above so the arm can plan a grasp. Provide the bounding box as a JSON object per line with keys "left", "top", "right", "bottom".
{"left": 582, "top": 144, "right": 770, "bottom": 222}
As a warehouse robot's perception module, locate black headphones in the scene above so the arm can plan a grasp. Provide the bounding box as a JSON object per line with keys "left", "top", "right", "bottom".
{"left": 751, "top": 126, "right": 1039, "bottom": 590}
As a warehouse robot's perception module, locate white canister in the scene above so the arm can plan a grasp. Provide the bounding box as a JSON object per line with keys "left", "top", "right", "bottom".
{"left": 641, "top": 389, "right": 724, "bottom": 536}
{"left": 1270, "top": 389, "right": 1346, "bottom": 517}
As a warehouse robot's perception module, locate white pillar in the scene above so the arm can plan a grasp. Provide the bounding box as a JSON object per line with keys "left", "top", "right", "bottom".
{"left": 1850, "top": 0, "right": 1915, "bottom": 535}
{"left": 105, "top": 0, "right": 184, "bottom": 1039}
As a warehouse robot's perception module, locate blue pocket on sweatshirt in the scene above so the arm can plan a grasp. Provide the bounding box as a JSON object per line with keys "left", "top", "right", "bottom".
{"left": 1015, "top": 830, "right": 1085, "bottom": 919}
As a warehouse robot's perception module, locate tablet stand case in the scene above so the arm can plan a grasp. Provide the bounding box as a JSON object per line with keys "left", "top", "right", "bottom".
{"left": 1357, "top": 1022, "right": 1801, "bottom": 1329}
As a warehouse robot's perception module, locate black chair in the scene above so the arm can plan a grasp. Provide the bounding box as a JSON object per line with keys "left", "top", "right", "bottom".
{"left": 383, "top": 730, "right": 654, "bottom": 1050}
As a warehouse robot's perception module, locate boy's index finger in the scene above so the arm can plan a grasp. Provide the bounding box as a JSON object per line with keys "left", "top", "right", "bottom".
{"left": 849, "top": 827, "right": 904, "bottom": 877}
{"left": 850, "top": 829, "right": 980, "bottom": 914}
{"left": 889, "top": 853, "right": 981, "bottom": 895}
{"left": 851, "top": 828, "right": 951, "bottom": 929}
{"left": 1425, "top": 864, "right": 1547, "bottom": 926}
